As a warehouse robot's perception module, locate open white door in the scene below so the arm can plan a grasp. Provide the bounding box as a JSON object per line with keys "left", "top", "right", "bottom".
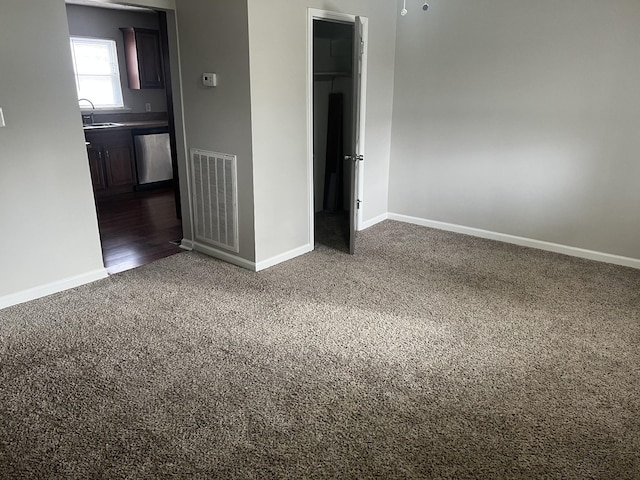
{"left": 347, "top": 16, "right": 364, "bottom": 255}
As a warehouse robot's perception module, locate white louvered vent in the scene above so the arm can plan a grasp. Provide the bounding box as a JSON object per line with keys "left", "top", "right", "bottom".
{"left": 190, "top": 149, "right": 239, "bottom": 253}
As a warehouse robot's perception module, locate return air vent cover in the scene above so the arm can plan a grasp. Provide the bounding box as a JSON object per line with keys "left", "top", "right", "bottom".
{"left": 190, "top": 149, "right": 239, "bottom": 253}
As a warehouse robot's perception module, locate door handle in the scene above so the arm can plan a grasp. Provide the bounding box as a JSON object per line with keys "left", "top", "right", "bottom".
{"left": 344, "top": 154, "right": 364, "bottom": 162}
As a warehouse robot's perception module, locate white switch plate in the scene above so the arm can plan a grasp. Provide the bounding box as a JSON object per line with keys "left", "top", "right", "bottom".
{"left": 202, "top": 73, "right": 217, "bottom": 87}
{"left": 0, "top": 107, "right": 5, "bottom": 127}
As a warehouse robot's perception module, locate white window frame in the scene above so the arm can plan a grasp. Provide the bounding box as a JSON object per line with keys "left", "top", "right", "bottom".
{"left": 69, "top": 36, "right": 124, "bottom": 109}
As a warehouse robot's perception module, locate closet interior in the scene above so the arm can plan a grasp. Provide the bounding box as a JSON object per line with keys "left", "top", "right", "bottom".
{"left": 312, "top": 20, "right": 354, "bottom": 253}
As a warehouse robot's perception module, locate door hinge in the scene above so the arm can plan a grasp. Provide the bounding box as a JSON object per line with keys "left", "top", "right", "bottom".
{"left": 360, "top": 40, "right": 364, "bottom": 56}
{"left": 357, "top": 199, "right": 362, "bottom": 209}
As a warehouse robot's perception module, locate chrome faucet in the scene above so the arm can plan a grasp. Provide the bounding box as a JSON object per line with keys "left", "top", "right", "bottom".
{"left": 78, "top": 98, "right": 95, "bottom": 125}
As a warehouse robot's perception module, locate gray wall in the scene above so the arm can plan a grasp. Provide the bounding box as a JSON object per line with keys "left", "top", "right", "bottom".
{"left": 0, "top": 0, "right": 105, "bottom": 298}
{"left": 389, "top": 0, "right": 640, "bottom": 259}
{"left": 248, "top": 0, "right": 397, "bottom": 263}
{"left": 66, "top": 3, "right": 168, "bottom": 114}
{"left": 175, "top": 0, "right": 255, "bottom": 262}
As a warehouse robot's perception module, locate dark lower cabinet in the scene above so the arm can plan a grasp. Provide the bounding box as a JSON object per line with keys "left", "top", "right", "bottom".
{"left": 86, "top": 130, "right": 136, "bottom": 197}
{"left": 104, "top": 144, "right": 135, "bottom": 187}
{"left": 87, "top": 146, "right": 107, "bottom": 192}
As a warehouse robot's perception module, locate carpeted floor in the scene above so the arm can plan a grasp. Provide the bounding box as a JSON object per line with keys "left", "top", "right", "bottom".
{"left": 1, "top": 220, "right": 639, "bottom": 479}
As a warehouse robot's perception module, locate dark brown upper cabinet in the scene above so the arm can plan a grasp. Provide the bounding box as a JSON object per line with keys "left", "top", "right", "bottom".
{"left": 120, "top": 27, "right": 164, "bottom": 89}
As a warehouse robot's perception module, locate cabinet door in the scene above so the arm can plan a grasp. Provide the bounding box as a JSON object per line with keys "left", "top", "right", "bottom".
{"left": 121, "top": 27, "right": 163, "bottom": 89}
{"left": 136, "top": 30, "right": 164, "bottom": 89}
{"left": 104, "top": 145, "right": 135, "bottom": 187}
{"left": 87, "top": 146, "right": 107, "bottom": 192}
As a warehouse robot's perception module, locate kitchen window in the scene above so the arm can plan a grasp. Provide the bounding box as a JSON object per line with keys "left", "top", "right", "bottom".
{"left": 70, "top": 36, "right": 124, "bottom": 109}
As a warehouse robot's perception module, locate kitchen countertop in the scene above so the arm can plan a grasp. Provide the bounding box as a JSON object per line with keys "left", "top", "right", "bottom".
{"left": 83, "top": 120, "right": 168, "bottom": 133}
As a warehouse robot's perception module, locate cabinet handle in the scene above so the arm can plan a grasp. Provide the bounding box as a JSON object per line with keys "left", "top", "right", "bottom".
{"left": 98, "top": 151, "right": 102, "bottom": 160}
{"left": 105, "top": 150, "right": 110, "bottom": 160}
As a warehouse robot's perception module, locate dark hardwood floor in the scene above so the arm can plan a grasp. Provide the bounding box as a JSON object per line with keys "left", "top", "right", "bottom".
{"left": 96, "top": 188, "right": 183, "bottom": 274}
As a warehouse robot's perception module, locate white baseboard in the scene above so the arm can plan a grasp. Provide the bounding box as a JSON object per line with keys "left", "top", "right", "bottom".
{"left": 0, "top": 268, "right": 109, "bottom": 310}
{"left": 256, "top": 244, "right": 313, "bottom": 272}
{"left": 180, "top": 239, "right": 194, "bottom": 251}
{"left": 192, "top": 241, "right": 257, "bottom": 271}
{"left": 187, "top": 239, "right": 312, "bottom": 272}
{"left": 359, "top": 213, "right": 389, "bottom": 231}
{"left": 388, "top": 213, "right": 640, "bottom": 270}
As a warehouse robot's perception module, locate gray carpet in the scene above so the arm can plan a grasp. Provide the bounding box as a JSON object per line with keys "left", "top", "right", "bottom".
{"left": 1, "top": 220, "right": 639, "bottom": 479}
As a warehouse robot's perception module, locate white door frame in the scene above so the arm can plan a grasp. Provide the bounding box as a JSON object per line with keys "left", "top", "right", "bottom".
{"left": 306, "top": 8, "right": 368, "bottom": 248}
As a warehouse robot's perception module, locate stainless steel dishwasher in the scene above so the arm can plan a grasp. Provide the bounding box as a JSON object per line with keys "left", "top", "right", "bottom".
{"left": 132, "top": 127, "right": 173, "bottom": 187}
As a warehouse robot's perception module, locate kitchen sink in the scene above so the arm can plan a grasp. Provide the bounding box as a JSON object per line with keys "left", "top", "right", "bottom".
{"left": 83, "top": 122, "right": 124, "bottom": 129}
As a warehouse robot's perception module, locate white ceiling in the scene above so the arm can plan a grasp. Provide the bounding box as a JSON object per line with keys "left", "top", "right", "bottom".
{"left": 65, "top": 0, "right": 153, "bottom": 13}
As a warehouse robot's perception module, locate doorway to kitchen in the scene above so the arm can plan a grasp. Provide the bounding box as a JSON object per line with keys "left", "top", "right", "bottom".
{"left": 66, "top": 1, "right": 184, "bottom": 274}
{"left": 96, "top": 187, "right": 182, "bottom": 274}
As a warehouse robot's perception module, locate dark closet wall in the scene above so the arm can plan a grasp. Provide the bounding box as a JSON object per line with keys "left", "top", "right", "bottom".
{"left": 313, "top": 21, "right": 353, "bottom": 212}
